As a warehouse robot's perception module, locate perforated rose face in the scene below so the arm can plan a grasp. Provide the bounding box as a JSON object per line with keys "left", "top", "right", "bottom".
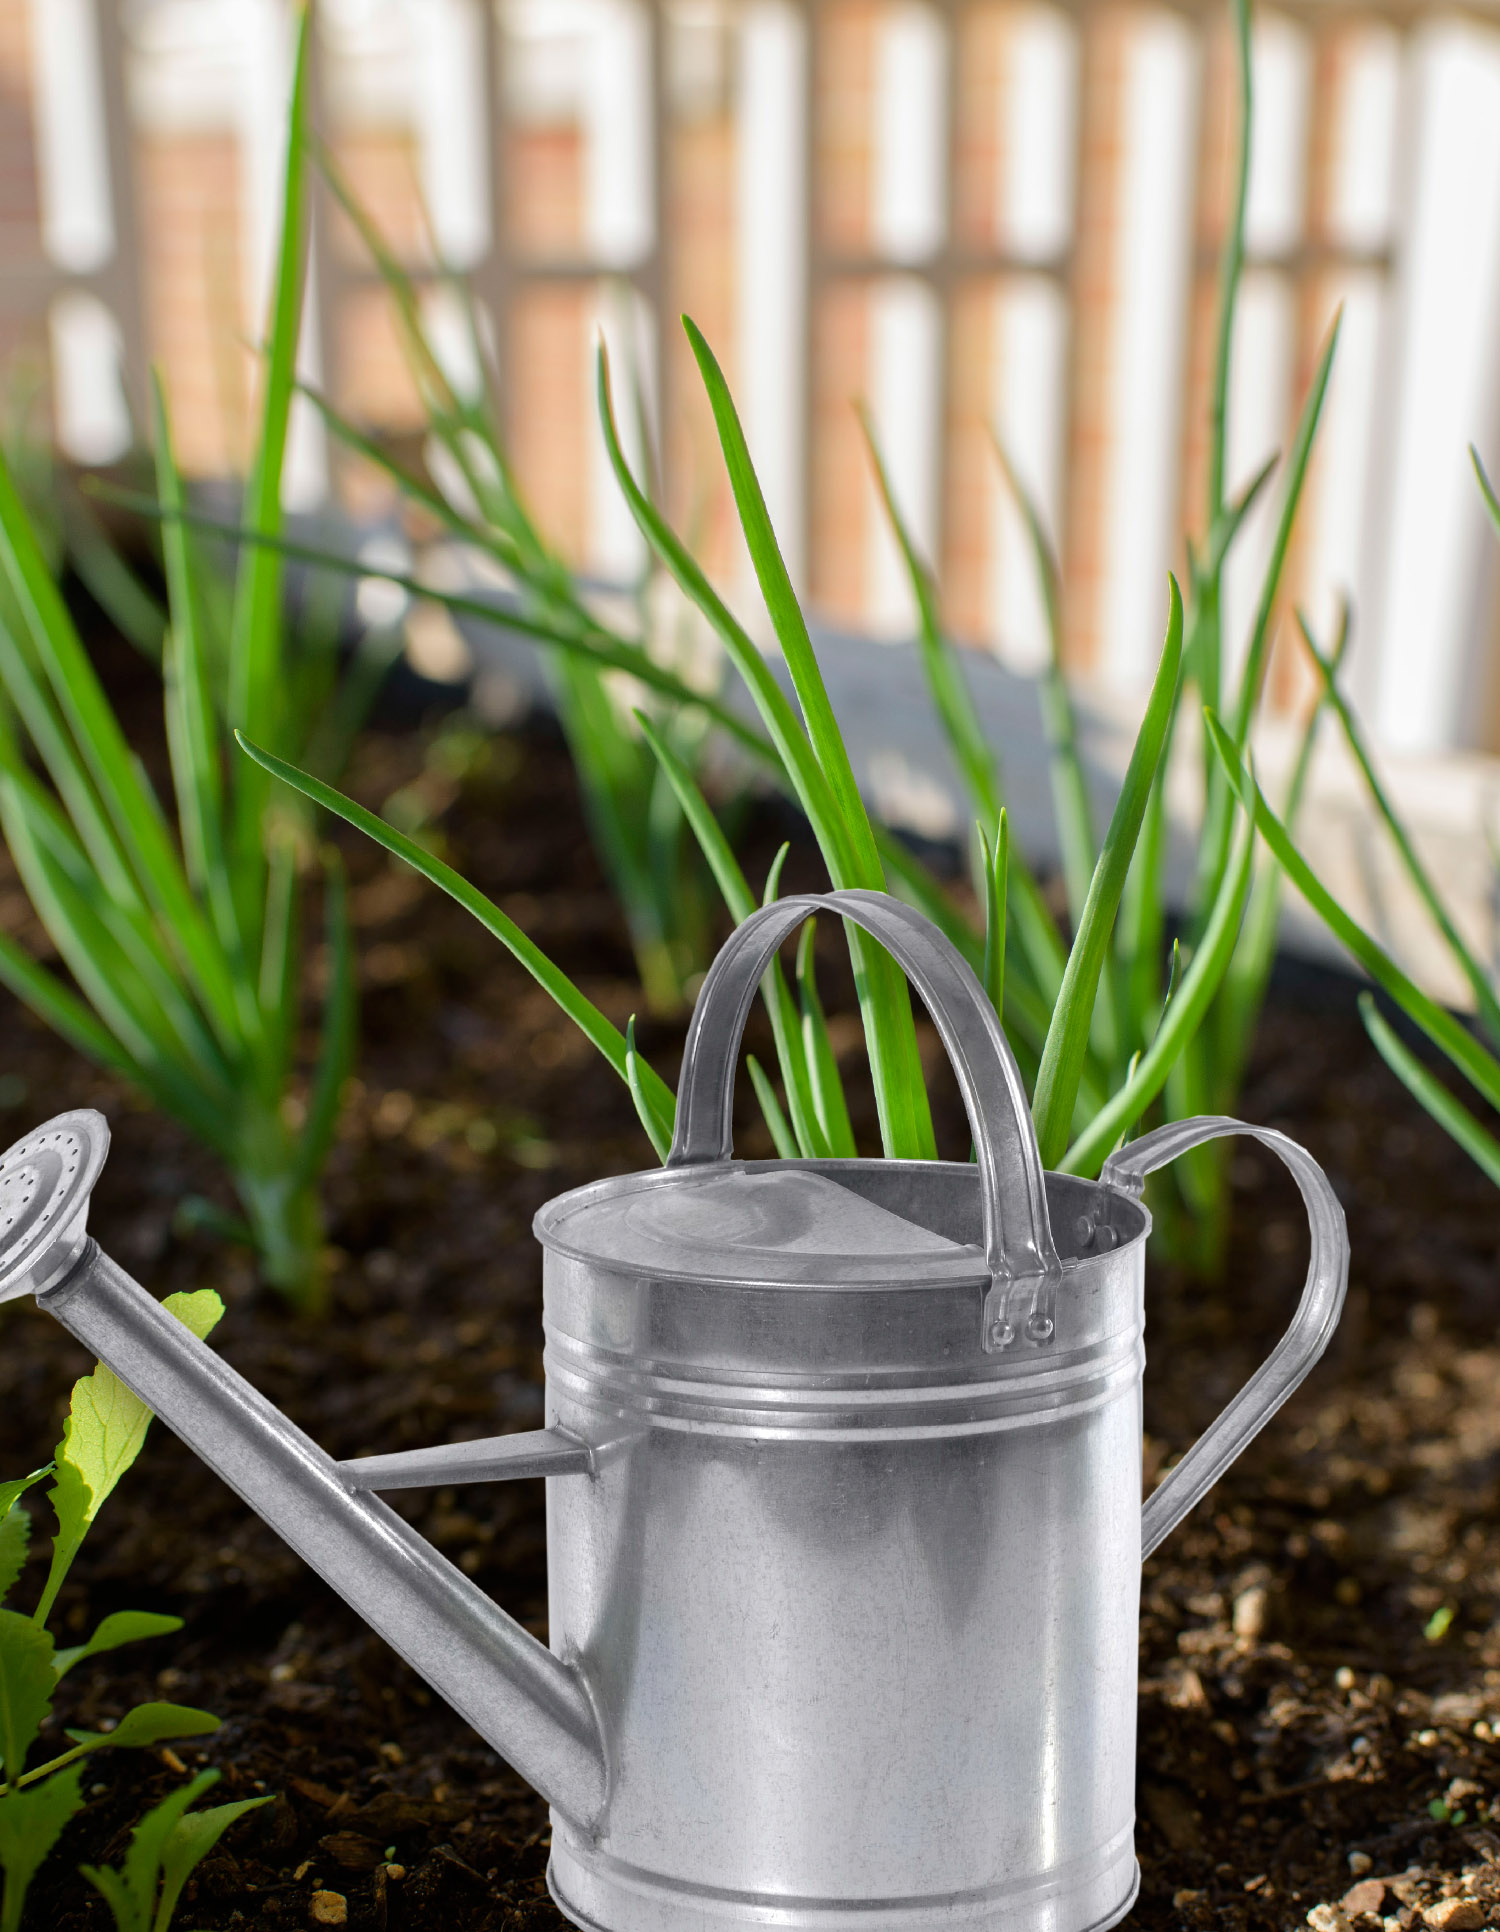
{"left": 0, "top": 1110, "right": 108, "bottom": 1301}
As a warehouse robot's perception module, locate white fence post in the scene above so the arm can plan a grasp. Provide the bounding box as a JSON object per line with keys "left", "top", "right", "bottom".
{"left": 1097, "top": 11, "right": 1197, "bottom": 694}
{"left": 737, "top": 0, "right": 809, "bottom": 590}
{"left": 1373, "top": 21, "right": 1500, "bottom": 754}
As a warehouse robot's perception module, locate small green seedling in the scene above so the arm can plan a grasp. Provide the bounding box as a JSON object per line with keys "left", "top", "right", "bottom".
{"left": 81, "top": 1766, "right": 270, "bottom": 1932}
{"left": 0, "top": 1288, "right": 266, "bottom": 1932}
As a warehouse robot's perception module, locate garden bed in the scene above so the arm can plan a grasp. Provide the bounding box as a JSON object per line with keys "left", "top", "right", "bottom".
{"left": 5, "top": 667, "right": 1500, "bottom": 1930}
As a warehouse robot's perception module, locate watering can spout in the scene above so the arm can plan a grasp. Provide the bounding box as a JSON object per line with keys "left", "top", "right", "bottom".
{"left": 0, "top": 1112, "right": 608, "bottom": 1828}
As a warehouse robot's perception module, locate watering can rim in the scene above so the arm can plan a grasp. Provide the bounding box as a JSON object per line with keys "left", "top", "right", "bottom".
{"left": 534, "top": 1154, "right": 1151, "bottom": 1291}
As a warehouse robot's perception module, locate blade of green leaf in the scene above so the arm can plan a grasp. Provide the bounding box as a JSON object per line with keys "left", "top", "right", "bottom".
{"left": 112, "top": 486, "right": 781, "bottom": 769}
{"left": 1206, "top": 0, "right": 1252, "bottom": 532}
{"left": 1063, "top": 808, "right": 1256, "bottom": 1176}
{"left": 0, "top": 455, "right": 238, "bottom": 1037}
{"left": 0, "top": 932, "right": 133, "bottom": 1078}
{"left": 634, "top": 711, "right": 824, "bottom": 1157}
{"left": 981, "top": 812, "right": 1007, "bottom": 1022}
{"left": 747, "top": 1054, "right": 799, "bottom": 1159}
{"left": 0, "top": 780, "right": 232, "bottom": 1144}
{"left": 1228, "top": 313, "right": 1340, "bottom": 746}
{"left": 1473, "top": 445, "right": 1500, "bottom": 536}
{"left": 990, "top": 431, "right": 1096, "bottom": 922}
{"left": 1360, "top": 992, "right": 1500, "bottom": 1189}
{"left": 1033, "top": 577, "right": 1184, "bottom": 1166}
{"left": 228, "top": 5, "right": 309, "bottom": 751}
{"left": 796, "top": 921, "right": 857, "bottom": 1157}
{"left": 236, "top": 732, "right": 677, "bottom": 1143}
{"left": 152, "top": 375, "right": 248, "bottom": 1036}
{"left": 625, "top": 1017, "right": 670, "bottom": 1162}
{"left": 295, "top": 854, "right": 357, "bottom": 1186}
{"left": 678, "top": 319, "right": 935, "bottom": 1160}
{"left": 1205, "top": 709, "right": 1500, "bottom": 1116}
{"left": 861, "top": 407, "right": 1000, "bottom": 826}
{"left": 1297, "top": 610, "right": 1500, "bottom": 1047}
{"left": 1210, "top": 602, "right": 1351, "bottom": 1108}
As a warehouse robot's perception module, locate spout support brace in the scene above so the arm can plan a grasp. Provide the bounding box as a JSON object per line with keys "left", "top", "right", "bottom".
{"left": 340, "top": 1428, "right": 593, "bottom": 1491}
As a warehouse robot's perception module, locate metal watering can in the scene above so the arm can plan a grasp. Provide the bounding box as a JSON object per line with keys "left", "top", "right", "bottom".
{"left": 1, "top": 890, "right": 1348, "bottom": 1932}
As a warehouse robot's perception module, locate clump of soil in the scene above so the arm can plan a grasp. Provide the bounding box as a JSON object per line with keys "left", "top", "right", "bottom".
{"left": 5, "top": 677, "right": 1500, "bottom": 1930}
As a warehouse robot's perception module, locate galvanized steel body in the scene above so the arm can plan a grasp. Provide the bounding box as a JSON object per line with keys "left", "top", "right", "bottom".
{"left": 0, "top": 889, "right": 1350, "bottom": 1932}
{"left": 533, "top": 891, "right": 1348, "bottom": 1932}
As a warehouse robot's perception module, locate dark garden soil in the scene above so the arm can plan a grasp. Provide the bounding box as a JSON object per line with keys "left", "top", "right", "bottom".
{"left": 6, "top": 639, "right": 1500, "bottom": 1932}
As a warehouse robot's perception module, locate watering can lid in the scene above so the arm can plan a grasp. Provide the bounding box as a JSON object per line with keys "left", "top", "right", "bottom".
{"left": 540, "top": 1163, "right": 973, "bottom": 1283}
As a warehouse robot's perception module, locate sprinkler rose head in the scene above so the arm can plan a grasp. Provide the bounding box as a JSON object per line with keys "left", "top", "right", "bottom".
{"left": 0, "top": 1108, "right": 109, "bottom": 1302}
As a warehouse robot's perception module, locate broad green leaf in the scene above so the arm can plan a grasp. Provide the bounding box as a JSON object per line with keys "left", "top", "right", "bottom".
{"left": 1063, "top": 810, "right": 1256, "bottom": 1176}
{"left": 237, "top": 733, "right": 677, "bottom": 1144}
{"left": 1033, "top": 578, "right": 1184, "bottom": 1167}
{"left": 152, "top": 1787, "right": 272, "bottom": 1932}
{"left": 160, "top": 1290, "right": 225, "bottom": 1344}
{"left": 53, "top": 1611, "right": 183, "bottom": 1682}
{"left": 0, "top": 1607, "right": 55, "bottom": 1778}
{"left": 1360, "top": 993, "right": 1500, "bottom": 1189}
{"left": 63, "top": 1700, "right": 219, "bottom": 1757}
{"left": 0, "top": 1471, "right": 49, "bottom": 1525}
{"left": 0, "top": 1511, "right": 29, "bottom": 1609}
{"left": 0, "top": 1764, "right": 83, "bottom": 1932}
{"left": 1205, "top": 711, "right": 1500, "bottom": 1117}
{"left": 38, "top": 1292, "right": 224, "bottom": 1621}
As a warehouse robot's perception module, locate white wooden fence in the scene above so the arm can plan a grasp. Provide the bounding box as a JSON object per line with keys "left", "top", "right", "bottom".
{"left": 13, "top": 0, "right": 1500, "bottom": 768}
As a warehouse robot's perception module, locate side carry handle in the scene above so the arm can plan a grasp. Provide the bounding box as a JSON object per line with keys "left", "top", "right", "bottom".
{"left": 1102, "top": 1115, "right": 1349, "bottom": 1560}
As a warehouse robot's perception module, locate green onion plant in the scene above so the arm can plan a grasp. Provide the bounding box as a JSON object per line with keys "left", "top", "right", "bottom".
{"left": 235, "top": 0, "right": 1336, "bottom": 1248}
{"left": 305, "top": 152, "right": 725, "bottom": 1014}
{"left": 0, "top": 12, "right": 374, "bottom": 1310}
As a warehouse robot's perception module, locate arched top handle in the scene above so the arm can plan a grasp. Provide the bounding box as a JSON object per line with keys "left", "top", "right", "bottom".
{"left": 669, "top": 890, "right": 1061, "bottom": 1345}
